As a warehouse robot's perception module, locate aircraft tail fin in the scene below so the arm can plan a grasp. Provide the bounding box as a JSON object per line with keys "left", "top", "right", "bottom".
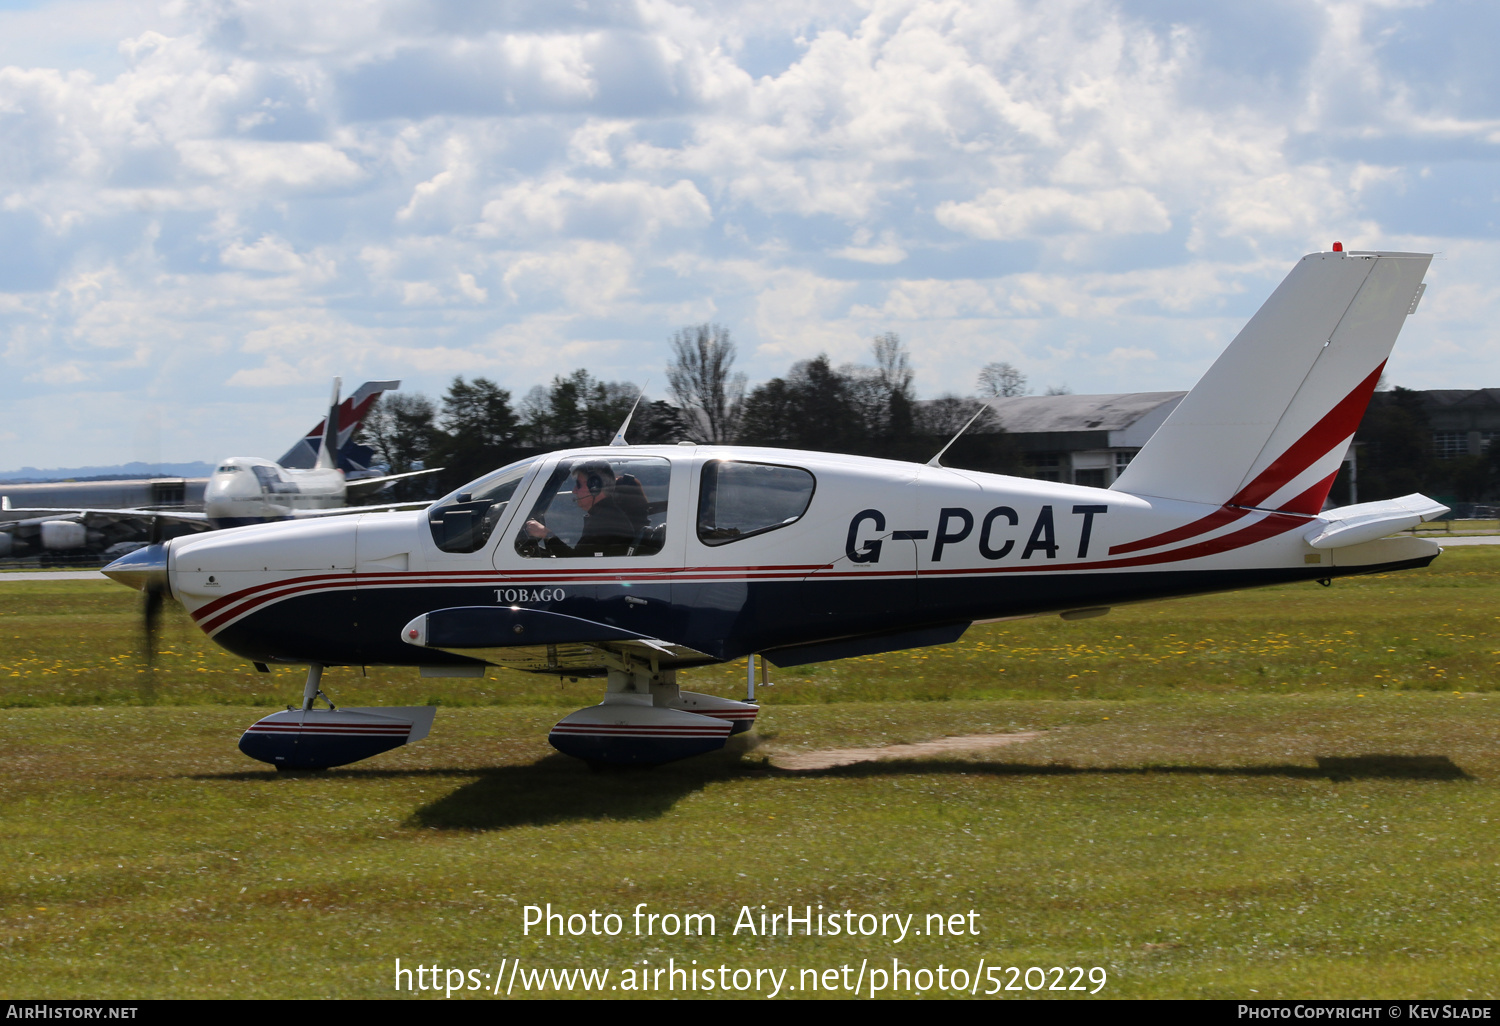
{"left": 278, "top": 379, "right": 401, "bottom": 470}
{"left": 1111, "top": 250, "right": 1431, "bottom": 513}
{"left": 314, "top": 378, "right": 342, "bottom": 471}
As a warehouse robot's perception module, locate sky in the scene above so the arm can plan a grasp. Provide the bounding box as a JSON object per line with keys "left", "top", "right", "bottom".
{"left": 2, "top": 0, "right": 1498, "bottom": 469}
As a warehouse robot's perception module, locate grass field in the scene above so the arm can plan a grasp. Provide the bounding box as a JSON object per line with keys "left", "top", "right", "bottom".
{"left": 2, "top": 549, "right": 1499, "bottom": 999}
{"left": 5, "top": 547, "right": 1500, "bottom": 707}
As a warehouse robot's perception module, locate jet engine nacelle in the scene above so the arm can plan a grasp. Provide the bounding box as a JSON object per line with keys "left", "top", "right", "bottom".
{"left": 40, "top": 520, "right": 87, "bottom": 550}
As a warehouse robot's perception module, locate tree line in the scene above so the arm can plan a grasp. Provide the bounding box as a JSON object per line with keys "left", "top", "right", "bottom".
{"left": 357, "top": 322, "right": 1479, "bottom": 508}
{"left": 358, "top": 325, "right": 1029, "bottom": 497}
{"left": 1342, "top": 388, "right": 1500, "bottom": 507}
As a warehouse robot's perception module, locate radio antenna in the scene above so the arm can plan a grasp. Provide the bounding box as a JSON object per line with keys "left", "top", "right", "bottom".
{"left": 926, "top": 402, "right": 992, "bottom": 467}
{"left": 609, "top": 382, "right": 650, "bottom": 447}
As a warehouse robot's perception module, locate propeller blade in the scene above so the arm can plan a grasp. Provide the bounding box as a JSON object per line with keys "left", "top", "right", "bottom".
{"left": 102, "top": 541, "right": 171, "bottom": 679}
{"left": 143, "top": 585, "right": 163, "bottom": 667}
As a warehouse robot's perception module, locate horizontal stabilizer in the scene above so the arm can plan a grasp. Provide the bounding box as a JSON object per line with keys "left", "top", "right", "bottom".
{"left": 1304, "top": 493, "right": 1449, "bottom": 550}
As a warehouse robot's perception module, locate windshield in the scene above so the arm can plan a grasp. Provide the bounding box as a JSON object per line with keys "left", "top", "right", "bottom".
{"left": 427, "top": 457, "right": 539, "bottom": 554}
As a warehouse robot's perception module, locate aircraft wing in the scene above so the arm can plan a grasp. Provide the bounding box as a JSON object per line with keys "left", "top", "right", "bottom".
{"left": 400, "top": 605, "right": 713, "bottom": 673}
{"left": 0, "top": 507, "right": 212, "bottom": 530}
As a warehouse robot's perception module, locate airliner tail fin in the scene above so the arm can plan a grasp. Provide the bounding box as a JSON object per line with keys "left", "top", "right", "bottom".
{"left": 278, "top": 379, "right": 401, "bottom": 471}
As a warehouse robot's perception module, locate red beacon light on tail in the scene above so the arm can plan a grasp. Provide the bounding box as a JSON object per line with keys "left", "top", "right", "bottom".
{"left": 1333, "top": 241, "right": 1343, "bottom": 252}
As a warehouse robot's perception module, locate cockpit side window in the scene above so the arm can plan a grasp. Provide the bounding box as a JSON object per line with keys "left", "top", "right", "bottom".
{"left": 428, "top": 458, "right": 537, "bottom": 554}
{"left": 515, "top": 456, "right": 670, "bottom": 558}
{"left": 251, "top": 464, "right": 296, "bottom": 494}
{"left": 696, "top": 460, "right": 815, "bottom": 546}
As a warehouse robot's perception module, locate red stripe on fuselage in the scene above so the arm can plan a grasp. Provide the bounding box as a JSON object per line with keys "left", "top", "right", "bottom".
{"left": 923, "top": 507, "right": 1309, "bottom": 577}
{"left": 191, "top": 563, "right": 841, "bottom": 634}
{"left": 192, "top": 509, "right": 1311, "bottom": 639}
{"left": 1109, "top": 504, "right": 1251, "bottom": 556}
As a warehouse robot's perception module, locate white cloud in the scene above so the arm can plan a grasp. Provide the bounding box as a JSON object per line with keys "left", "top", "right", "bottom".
{"left": 832, "top": 228, "right": 907, "bottom": 264}
{"left": 220, "top": 234, "right": 305, "bottom": 273}
{"left": 478, "top": 176, "right": 711, "bottom": 241}
{"left": 2, "top": 0, "right": 1500, "bottom": 467}
{"left": 175, "top": 140, "right": 363, "bottom": 192}
{"left": 937, "top": 186, "right": 1171, "bottom": 239}
{"left": 502, "top": 241, "right": 638, "bottom": 315}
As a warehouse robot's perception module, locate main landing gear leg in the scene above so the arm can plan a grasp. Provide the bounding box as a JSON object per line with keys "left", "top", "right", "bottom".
{"left": 300, "top": 663, "right": 336, "bottom": 711}
{"left": 547, "top": 664, "right": 763, "bottom": 766}
{"left": 745, "top": 653, "right": 771, "bottom": 703}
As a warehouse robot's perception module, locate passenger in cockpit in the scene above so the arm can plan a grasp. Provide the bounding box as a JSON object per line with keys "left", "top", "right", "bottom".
{"left": 524, "top": 460, "right": 648, "bottom": 557}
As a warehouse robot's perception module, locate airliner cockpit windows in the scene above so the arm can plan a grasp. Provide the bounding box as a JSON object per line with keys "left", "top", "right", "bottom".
{"left": 697, "top": 460, "right": 815, "bottom": 545}
{"left": 251, "top": 464, "right": 296, "bottom": 494}
{"left": 427, "top": 457, "right": 538, "bottom": 554}
{"left": 515, "top": 456, "right": 670, "bottom": 558}
{"left": 216, "top": 465, "right": 241, "bottom": 474}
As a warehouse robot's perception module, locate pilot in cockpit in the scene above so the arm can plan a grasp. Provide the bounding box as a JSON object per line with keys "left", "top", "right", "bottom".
{"left": 523, "top": 460, "right": 650, "bottom": 557}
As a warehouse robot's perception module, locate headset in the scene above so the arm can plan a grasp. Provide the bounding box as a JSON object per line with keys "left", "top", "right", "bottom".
{"left": 576, "top": 461, "right": 612, "bottom": 497}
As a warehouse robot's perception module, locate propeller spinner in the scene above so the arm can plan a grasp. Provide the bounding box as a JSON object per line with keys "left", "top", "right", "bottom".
{"left": 102, "top": 537, "right": 171, "bottom": 666}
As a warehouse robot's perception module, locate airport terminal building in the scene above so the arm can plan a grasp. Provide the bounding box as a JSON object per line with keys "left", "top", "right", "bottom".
{"left": 975, "top": 391, "right": 1187, "bottom": 487}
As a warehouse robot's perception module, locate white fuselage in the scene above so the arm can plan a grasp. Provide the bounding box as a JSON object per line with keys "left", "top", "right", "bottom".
{"left": 202, "top": 457, "right": 346, "bottom": 523}
{"left": 161, "top": 444, "right": 1441, "bottom": 671}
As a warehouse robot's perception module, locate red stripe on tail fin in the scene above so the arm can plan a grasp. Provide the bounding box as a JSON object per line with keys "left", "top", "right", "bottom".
{"left": 1229, "top": 362, "right": 1383, "bottom": 510}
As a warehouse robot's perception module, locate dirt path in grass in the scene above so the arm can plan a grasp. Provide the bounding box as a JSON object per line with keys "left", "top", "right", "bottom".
{"left": 769, "top": 732, "right": 1043, "bottom": 771}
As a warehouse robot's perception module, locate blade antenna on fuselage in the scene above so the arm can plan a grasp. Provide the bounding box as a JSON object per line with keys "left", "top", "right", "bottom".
{"left": 926, "top": 401, "right": 992, "bottom": 467}
{"left": 316, "top": 378, "right": 342, "bottom": 470}
{"left": 609, "top": 383, "right": 649, "bottom": 447}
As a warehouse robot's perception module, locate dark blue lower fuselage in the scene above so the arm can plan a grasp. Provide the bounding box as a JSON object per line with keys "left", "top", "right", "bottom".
{"left": 205, "top": 552, "right": 1435, "bottom": 672}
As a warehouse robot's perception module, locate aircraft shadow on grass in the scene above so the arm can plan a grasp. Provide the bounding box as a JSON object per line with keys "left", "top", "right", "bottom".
{"left": 411, "top": 751, "right": 1473, "bottom": 831}
{"left": 192, "top": 749, "right": 1469, "bottom": 832}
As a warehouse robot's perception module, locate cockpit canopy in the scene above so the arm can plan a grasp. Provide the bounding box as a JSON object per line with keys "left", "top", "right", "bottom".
{"left": 426, "top": 452, "right": 818, "bottom": 556}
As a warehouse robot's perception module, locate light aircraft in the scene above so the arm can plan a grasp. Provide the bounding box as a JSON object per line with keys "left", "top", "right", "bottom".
{"left": 1, "top": 379, "right": 431, "bottom": 558}
{"left": 103, "top": 247, "right": 1447, "bottom": 771}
